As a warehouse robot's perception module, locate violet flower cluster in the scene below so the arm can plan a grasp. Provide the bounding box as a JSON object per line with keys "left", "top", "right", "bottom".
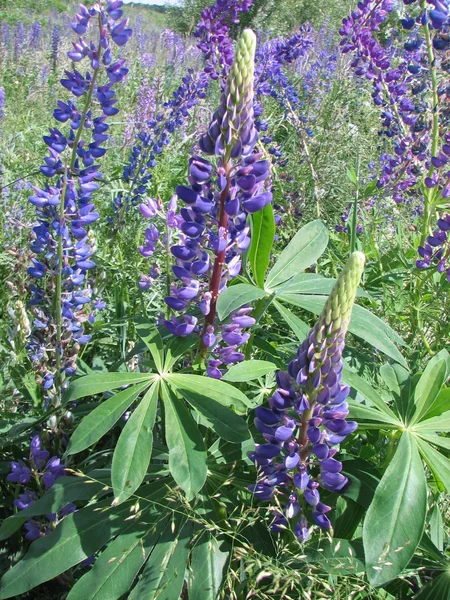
{"left": 195, "top": 0, "right": 255, "bottom": 81}
{"left": 7, "top": 435, "right": 74, "bottom": 541}
{"left": 249, "top": 252, "right": 365, "bottom": 541}
{"left": 164, "top": 29, "right": 272, "bottom": 376}
{"left": 26, "top": 1, "right": 131, "bottom": 400}
{"left": 417, "top": 213, "right": 450, "bottom": 281}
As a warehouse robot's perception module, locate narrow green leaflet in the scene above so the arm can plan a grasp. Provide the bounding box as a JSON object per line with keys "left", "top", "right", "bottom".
{"left": 168, "top": 378, "right": 249, "bottom": 443}
{"left": 112, "top": 383, "right": 159, "bottom": 504}
{"left": 134, "top": 318, "right": 164, "bottom": 373}
{"left": 280, "top": 293, "right": 407, "bottom": 366}
{"left": 217, "top": 283, "right": 267, "bottom": 321}
{"left": 413, "top": 409, "right": 450, "bottom": 433}
{"left": 274, "top": 301, "right": 310, "bottom": 341}
{"left": 248, "top": 203, "right": 275, "bottom": 288}
{"left": 279, "top": 273, "right": 371, "bottom": 298}
{"left": 66, "top": 381, "right": 151, "bottom": 456}
{"left": 416, "top": 437, "right": 450, "bottom": 492}
{"left": 348, "top": 399, "right": 401, "bottom": 427}
{"left": 63, "top": 372, "right": 153, "bottom": 403}
{"left": 342, "top": 366, "right": 400, "bottom": 421}
{"left": 221, "top": 360, "right": 277, "bottom": 382}
{"left": 363, "top": 432, "right": 427, "bottom": 586}
{"left": 265, "top": 220, "right": 329, "bottom": 290}
{"left": 163, "top": 335, "right": 197, "bottom": 371}
{"left": 189, "top": 533, "right": 229, "bottom": 600}
{"left": 415, "top": 432, "right": 450, "bottom": 451}
{"left": 129, "top": 516, "right": 192, "bottom": 600}
{"left": 0, "top": 499, "right": 134, "bottom": 599}
{"left": 0, "top": 472, "right": 110, "bottom": 541}
{"left": 66, "top": 519, "right": 155, "bottom": 600}
{"left": 429, "top": 504, "right": 444, "bottom": 552}
{"left": 421, "top": 387, "right": 450, "bottom": 420}
{"left": 168, "top": 373, "right": 252, "bottom": 413}
{"left": 341, "top": 458, "right": 381, "bottom": 509}
{"left": 410, "top": 358, "right": 447, "bottom": 425}
{"left": 162, "top": 383, "right": 207, "bottom": 500}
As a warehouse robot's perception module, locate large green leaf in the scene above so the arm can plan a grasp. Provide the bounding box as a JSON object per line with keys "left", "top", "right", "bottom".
{"left": 168, "top": 380, "right": 249, "bottom": 443}
{"left": 363, "top": 432, "right": 427, "bottom": 586}
{"left": 66, "top": 381, "right": 151, "bottom": 456}
{"left": 162, "top": 383, "right": 207, "bottom": 500}
{"left": 189, "top": 533, "right": 229, "bottom": 600}
{"left": 0, "top": 472, "right": 110, "bottom": 541}
{"left": 248, "top": 203, "right": 275, "bottom": 288}
{"left": 0, "top": 499, "right": 133, "bottom": 599}
{"left": 410, "top": 357, "right": 448, "bottom": 425}
{"left": 134, "top": 318, "right": 164, "bottom": 373}
{"left": 168, "top": 373, "right": 252, "bottom": 413}
{"left": 217, "top": 283, "right": 267, "bottom": 321}
{"left": 112, "top": 383, "right": 159, "bottom": 504}
{"left": 66, "top": 520, "right": 154, "bottom": 600}
{"left": 280, "top": 294, "right": 407, "bottom": 366}
{"left": 274, "top": 301, "right": 310, "bottom": 341}
{"left": 416, "top": 437, "right": 450, "bottom": 492}
{"left": 221, "top": 360, "right": 277, "bottom": 382}
{"left": 129, "top": 515, "right": 192, "bottom": 600}
{"left": 265, "top": 220, "right": 329, "bottom": 290}
{"left": 63, "top": 372, "right": 154, "bottom": 403}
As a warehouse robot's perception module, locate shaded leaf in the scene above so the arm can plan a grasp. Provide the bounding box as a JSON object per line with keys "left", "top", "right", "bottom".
{"left": 134, "top": 318, "right": 164, "bottom": 373}
{"left": 163, "top": 335, "right": 197, "bottom": 371}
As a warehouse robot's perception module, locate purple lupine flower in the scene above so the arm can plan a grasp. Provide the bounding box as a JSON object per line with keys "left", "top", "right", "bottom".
{"left": 7, "top": 461, "right": 31, "bottom": 484}
{"left": 0, "top": 87, "right": 4, "bottom": 124}
{"left": 26, "top": 1, "right": 131, "bottom": 401}
{"left": 14, "top": 490, "right": 38, "bottom": 511}
{"left": 249, "top": 252, "right": 365, "bottom": 540}
{"left": 417, "top": 213, "right": 450, "bottom": 281}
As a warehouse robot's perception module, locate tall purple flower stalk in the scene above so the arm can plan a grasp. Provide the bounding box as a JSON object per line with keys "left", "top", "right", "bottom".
{"left": 249, "top": 252, "right": 365, "bottom": 541}
{"left": 163, "top": 29, "right": 272, "bottom": 376}
{"left": 26, "top": 1, "right": 132, "bottom": 404}
{"left": 340, "top": 0, "right": 450, "bottom": 272}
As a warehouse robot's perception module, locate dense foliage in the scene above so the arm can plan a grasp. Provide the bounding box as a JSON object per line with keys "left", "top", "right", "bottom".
{"left": 0, "top": 0, "right": 449, "bottom": 598}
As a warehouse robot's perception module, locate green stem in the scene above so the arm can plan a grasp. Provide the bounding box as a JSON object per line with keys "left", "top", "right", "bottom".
{"left": 350, "top": 157, "right": 360, "bottom": 255}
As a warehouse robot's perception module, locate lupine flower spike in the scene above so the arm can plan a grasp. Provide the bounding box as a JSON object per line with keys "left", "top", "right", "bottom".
{"left": 249, "top": 251, "right": 365, "bottom": 541}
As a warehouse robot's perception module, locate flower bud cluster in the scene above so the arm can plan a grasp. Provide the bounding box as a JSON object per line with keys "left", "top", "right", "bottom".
{"left": 26, "top": 2, "right": 131, "bottom": 398}
{"left": 249, "top": 252, "right": 365, "bottom": 541}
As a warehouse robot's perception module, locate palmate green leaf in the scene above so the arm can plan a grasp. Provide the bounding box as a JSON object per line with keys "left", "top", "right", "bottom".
{"left": 168, "top": 373, "right": 252, "bottom": 413}
{"left": 112, "top": 383, "right": 159, "bottom": 505}
{"left": 217, "top": 283, "right": 267, "bottom": 321}
{"left": 265, "top": 220, "right": 329, "bottom": 290}
{"left": 133, "top": 318, "right": 164, "bottom": 373}
{"left": 413, "top": 571, "right": 450, "bottom": 600}
{"left": 0, "top": 472, "right": 111, "bottom": 541}
{"left": 0, "top": 498, "right": 134, "bottom": 600}
{"left": 248, "top": 203, "right": 275, "bottom": 288}
{"left": 66, "top": 517, "right": 158, "bottom": 600}
{"left": 63, "top": 372, "right": 154, "bottom": 403}
{"left": 129, "top": 515, "right": 193, "bottom": 600}
{"left": 415, "top": 437, "right": 450, "bottom": 492}
{"left": 342, "top": 366, "right": 399, "bottom": 421}
{"left": 168, "top": 378, "right": 249, "bottom": 443}
{"left": 280, "top": 293, "right": 407, "bottom": 367}
{"left": 410, "top": 356, "right": 448, "bottom": 425}
{"left": 221, "top": 360, "right": 277, "bottom": 382}
{"left": 66, "top": 381, "right": 151, "bottom": 456}
{"left": 161, "top": 382, "right": 207, "bottom": 500}
{"left": 363, "top": 432, "right": 427, "bottom": 587}
{"left": 189, "top": 533, "right": 229, "bottom": 600}
{"left": 274, "top": 300, "right": 310, "bottom": 341}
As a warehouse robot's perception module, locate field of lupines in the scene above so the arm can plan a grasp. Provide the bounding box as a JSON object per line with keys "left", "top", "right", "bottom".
{"left": 0, "top": 0, "right": 449, "bottom": 598}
